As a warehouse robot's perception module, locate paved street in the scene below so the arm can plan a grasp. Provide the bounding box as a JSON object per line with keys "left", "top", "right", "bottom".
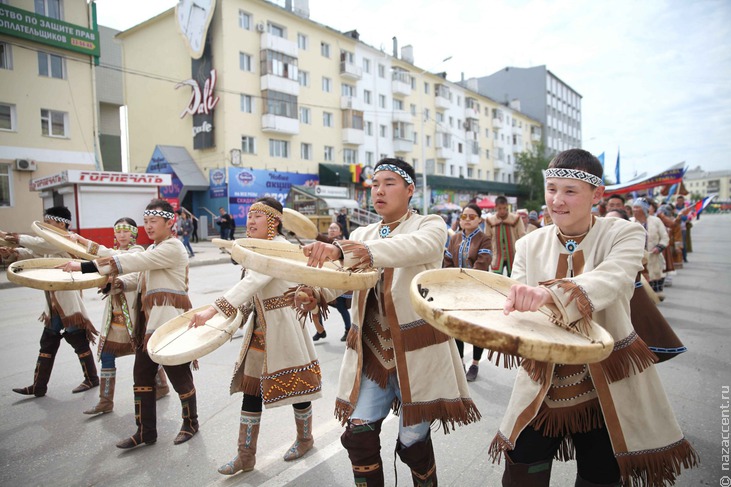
{"left": 1, "top": 215, "right": 730, "bottom": 486}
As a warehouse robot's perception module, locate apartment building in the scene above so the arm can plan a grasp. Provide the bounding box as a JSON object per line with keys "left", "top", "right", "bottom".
{"left": 469, "top": 65, "right": 581, "bottom": 155}
{"left": 0, "top": 0, "right": 100, "bottom": 232}
{"left": 684, "top": 167, "right": 731, "bottom": 201}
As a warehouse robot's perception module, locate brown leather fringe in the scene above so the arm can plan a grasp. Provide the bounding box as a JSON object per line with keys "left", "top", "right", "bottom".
{"left": 601, "top": 333, "right": 658, "bottom": 384}
{"left": 346, "top": 324, "right": 359, "bottom": 350}
{"left": 401, "top": 398, "right": 481, "bottom": 433}
{"left": 339, "top": 240, "right": 373, "bottom": 269}
{"left": 616, "top": 437, "right": 699, "bottom": 487}
{"left": 541, "top": 278, "right": 594, "bottom": 322}
{"left": 57, "top": 313, "right": 98, "bottom": 344}
{"left": 334, "top": 397, "right": 355, "bottom": 425}
{"left": 530, "top": 399, "right": 603, "bottom": 437}
{"left": 241, "top": 375, "right": 261, "bottom": 397}
{"left": 100, "top": 340, "right": 133, "bottom": 357}
{"left": 141, "top": 292, "right": 192, "bottom": 313}
{"left": 522, "top": 359, "right": 552, "bottom": 384}
{"left": 486, "top": 349, "right": 520, "bottom": 369}
{"left": 399, "top": 321, "right": 451, "bottom": 352}
{"left": 361, "top": 347, "right": 395, "bottom": 389}
{"left": 488, "top": 431, "right": 513, "bottom": 463}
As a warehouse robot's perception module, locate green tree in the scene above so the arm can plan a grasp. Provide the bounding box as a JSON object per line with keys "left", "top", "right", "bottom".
{"left": 515, "top": 142, "right": 551, "bottom": 210}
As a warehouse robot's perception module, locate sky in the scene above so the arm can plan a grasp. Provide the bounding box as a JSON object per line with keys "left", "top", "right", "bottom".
{"left": 95, "top": 0, "right": 731, "bottom": 180}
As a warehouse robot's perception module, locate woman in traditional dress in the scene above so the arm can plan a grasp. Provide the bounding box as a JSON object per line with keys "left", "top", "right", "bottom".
{"left": 189, "top": 197, "right": 322, "bottom": 475}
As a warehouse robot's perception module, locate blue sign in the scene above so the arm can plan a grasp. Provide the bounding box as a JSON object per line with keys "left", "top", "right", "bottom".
{"left": 209, "top": 168, "right": 227, "bottom": 198}
{"left": 146, "top": 148, "right": 183, "bottom": 201}
{"left": 228, "top": 168, "right": 318, "bottom": 226}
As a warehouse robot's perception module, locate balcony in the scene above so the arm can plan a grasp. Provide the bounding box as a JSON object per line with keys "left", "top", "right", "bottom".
{"left": 391, "top": 71, "right": 411, "bottom": 96}
{"left": 435, "top": 94, "right": 450, "bottom": 110}
{"left": 466, "top": 151, "right": 480, "bottom": 165}
{"left": 261, "top": 114, "right": 299, "bottom": 135}
{"left": 393, "top": 137, "right": 413, "bottom": 153}
{"left": 260, "top": 33, "right": 298, "bottom": 58}
{"left": 465, "top": 107, "right": 478, "bottom": 120}
{"left": 492, "top": 116, "right": 503, "bottom": 129}
{"left": 392, "top": 110, "right": 412, "bottom": 123}
{"left": 340, "top": 96, "right": 364, "bottom": 111}
{"left": 531, "top": 131, "right": 542, "bottom": 142}
{"left": 493, "top": 159, "right": 506, "bottom": 170}
{"left": 342, "top": 128, "right": 364, "bottom": 145}
{"left": 340, "top": 61, "right": 362, "bottom": 80}
{"left": 260, "top": 75, "right": 299, "bottom": 96}
{"left": 466, "top": 142, "right": 480, "bottom": 165}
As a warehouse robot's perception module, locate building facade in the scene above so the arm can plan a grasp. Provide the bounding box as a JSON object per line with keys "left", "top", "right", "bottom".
{"left": 684, "top": 166, "right": 731, "bottom": 201}
{"left": 468, "top": 65, "right": 581, "bottom": 155}
{"left": 0, "top": 0, "right": 100, "bottom": 232}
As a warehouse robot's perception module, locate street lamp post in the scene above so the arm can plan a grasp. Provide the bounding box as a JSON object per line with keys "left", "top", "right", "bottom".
{"left": 419, "top": 56, "right": 452, "bottom": 215}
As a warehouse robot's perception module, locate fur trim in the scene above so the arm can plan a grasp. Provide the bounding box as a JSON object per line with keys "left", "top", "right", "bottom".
{"left": 601, "top": 331, "right": 658, "bottom": 383}
{"left": 522, "top": 359, "right": 552, "bottom": 384}
{"left": 530, "top": 399, "right": 604, "bottom": 437}
{"left": 401, "top": 398, "right": 481, "bottom": 433}
{"left": 141, "top": 291, "right": 192, "bottom": 313}
{"left": 616, "top": 437, "right": 699, "bottom": 487}
{"left": 399, "top": 320, "right": 451, "bottom": 352}
{"left": 334, "top": 397, "right": 355, "bottom": 425}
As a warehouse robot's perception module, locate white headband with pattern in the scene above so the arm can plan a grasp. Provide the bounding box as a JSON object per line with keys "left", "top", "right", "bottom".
{"left": 545, "top": 168, "right": 602, "bottom": 187}
{"left": 374, "top": 164, "right": 414, "bottom": 185}
{"left": 44, "top": 214, "right": 71, "bottom": 225}
{"left": 144, "top": 209, "right": 175, "bottom": 220}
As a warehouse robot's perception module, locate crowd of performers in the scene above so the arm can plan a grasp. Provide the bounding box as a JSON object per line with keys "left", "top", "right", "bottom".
{"left": 0, "top": 150, "right": 700, "bottom": 486}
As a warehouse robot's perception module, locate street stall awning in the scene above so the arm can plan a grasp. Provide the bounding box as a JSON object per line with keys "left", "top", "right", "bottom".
{"left": 288, "top": 185, "right": 359, "bottom": 214}
{"left": 320, "top": 197, "right": 360, "bottom": 210}
{"left": 417, "top": 174, "right": 526, "bottom": 196}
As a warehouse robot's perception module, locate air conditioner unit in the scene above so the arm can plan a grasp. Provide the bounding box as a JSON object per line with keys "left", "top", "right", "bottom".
{"left": 15, "top": 159, "right": 37, "bottom": 171}
{"left": 256, "top": 22, "right": 266, "bottom": 32}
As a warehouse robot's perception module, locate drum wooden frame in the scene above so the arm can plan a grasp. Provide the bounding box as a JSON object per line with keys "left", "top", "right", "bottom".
{"left": 230, "top": 239, "right": 379, "bottom": 290}
{"left": 31, "top": 221, "right": 97, "bottom": 260}
{"left": 410, "top": 268, "right": 614, "bottom": 364}
{"left": 7, "top": 258, "right": 108, "bottom": 291}
{"left": 148, "top": 306, "right": 243, "bottom": 366}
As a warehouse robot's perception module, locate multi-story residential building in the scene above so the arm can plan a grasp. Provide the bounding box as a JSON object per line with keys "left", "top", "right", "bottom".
{"left": 684, "top": 167, "right": 731, "bottom": 201}
{"left": 468, "top": 65, "right": 581, "bottom": 155}
{"left": 116, "top": 0, "right": 541, "bottom": 221}
{"left": 0, "top": 0, "right": 100, "bottom": 232}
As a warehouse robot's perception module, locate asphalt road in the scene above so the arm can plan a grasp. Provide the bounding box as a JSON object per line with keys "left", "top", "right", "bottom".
{"left": 1, "top": 214, "right": 729, "bottom": 486}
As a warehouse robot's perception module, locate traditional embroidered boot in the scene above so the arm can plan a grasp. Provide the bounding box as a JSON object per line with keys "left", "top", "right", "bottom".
{"left": 173, "top": 388, "right": 199, "bottom": 444}
{"left": 84, "top": 368, "right": 115, "bottom": 414}
{"left": 13, "top": 328, "right": 61, "bottom": 397}
{"left": 154, "top": 367, "right": 170, "bottom": 400}
{"left": 116, "top": 386, "right": 157, "bottom": 448}
{"left": 65, "top": 331, "right": 100, "bottom": 393}
{"left": 501, "top": 458, "right": 552, "bottom": 486}
{"left": 341, "top": 419, "right": 384, "bottom": 487}
{"left": 283, "top": 405, "right": 314, "bottom": 461}
{"left": 218, "top": 411, "right": 261, "bottom": 475}
{"left": 395, "top": 435, "right": 438, "bottom": 487}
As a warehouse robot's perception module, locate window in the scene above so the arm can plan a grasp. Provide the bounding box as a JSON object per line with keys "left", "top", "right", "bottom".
{"left": 392, "top": 122, "right": 412, "bottom": 140}
{"left": 323, "top": 111, "right": 333, "bottom": 127}
{"left": 410, "top": 76, "right": 416, "bottom": 89}
{"left": 436, "top": 112, "right": 444, "bottom": 123}
{"left": 343, "top": 109, "right": 363, "bottom": 130}
{"left": 299, "top": 107, "right": 310, "bottom": 124}
{"left": 363, "top": 90, "right": 372, "bottom": 104}
{"left": 241, "top": 136, "right": 256, "bottom": 154}
{"left": 424, "top": 108, "right": 430, "bottom": 121}
{"left": 0, "top": 103, "right": 16, "bottom": 131}
{"left": 298, "top": 70, "right": 309, "bottom": 87}
{"left": 320, "top": 42, "right": 330, "bottom": 58}
{"left": 238, "top": 10, "right": 252, "bottom": 30}
{"left": 426, "top": 135, "right": 431, "bottom": 147}
{"left": 343, "top": 149, "right": 358, "bottom": 164}
{"left": 301, "top": 143, "right": 312, "bottom": 160}
{"left": 378, "top": 64, "right": 385, "bottom": 78}
{"left": 38, "top": 51, "right": 64, "bottom": 79}
{"left": 297, "top": 33, "right": 308, "bottom": 50}
{"left": 239, "top": 52, "right": 253, "bottom": 72}
{"left": 324, "top": 146, "right": 334, "bottom": 161}
{"left": 322, "top": 77, "right": 332, "bottom": 92}
{"left": 341, "top": 83, "right": 355, "bottom": 97}
{"left": 365, "top": 121, "right": 373, "bottom": 135}
{"left": 410, "top": 104, "right": 416, "bottom": 116}
{"left": 366, "top": 152, "right": 374, "bottom": 164}
{"left": 424, "top": 82, "right": 430, "bottom": 94}
{"left": 363, "top": 58, "right": 371, "bottom": 73}
{"left": 267, "top": 22, "right": 285, "bottom": 38}
{"left": 35, "top": 0, "right": 62, "bottom": 19}
{"left": 261, "top": 50, "right": 297, "bottom": 80}
{"left": 378, "top": 94, "right": 386, "bottom": 108}
{"left": 0, "top": 163, "right": 11, "bottom": 207}
{"left": 269, "top": 139, "right": 289, "bottom": 158}
{"left": 485, "top": 149, "right": 490, "bottom": 159}
{"left": 263, "top": 91, "right": 297, "bottom": 119}
{"left": 0, "top": 42, "right": 12, "bottom": 70}
{"left": 392, "top": 99, "right": 403, "bottom": 110}
{"left": 41, "top": 109, "right": 67, "bottom": 137}
{"left": 240, "top": 94, "right": 253, "bottom": 113}
{"left": 413, "top": 131, "right": 418, "bottom": 143}
{"left": 379, "top": 124, "right": 387, "bottom": 137}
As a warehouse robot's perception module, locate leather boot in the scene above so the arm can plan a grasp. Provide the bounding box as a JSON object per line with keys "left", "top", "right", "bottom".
{"left": 116, "top": 386, "right": 157, "bottom": 449}
{"left": 218, "top": 411, "right": 261, "bottom": 475}
{"left": 341, "top": 419, "right": 384, "bottom": 487}
{"left": 501, "top": 457, "right": 552, "bottom": 486}
{"left": 283, "top": 404, "right": 314, "bottom": 461}
{"left": 395, "top": 434, "right": 438, "bottom": 487}
{"left": 84, "top": 368, "right": 115, "bottom": 414}
{"left": 65, "top": 331, "right": 99, "bottom": 393}
{"left": 574, "top": 474, "right": 621, "bottom": 486}
{"left": 155, "top": 367, "right": 170, "bottom": 400}
{"left": 13, "top": 328, "right": 61, "bottom": 397}
{"left": 173, "top": 388, "right": 199, "bottom": 444}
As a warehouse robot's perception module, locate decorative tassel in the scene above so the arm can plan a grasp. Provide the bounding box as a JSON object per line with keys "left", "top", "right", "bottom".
{"left": 334, "top": 397, "right": 355, "bottom": 425}
{"left": 540, "top": 278, "right": 595, "bottom": 321}
{"left": 488, "top": 431, "right": 513, "bottom": 464}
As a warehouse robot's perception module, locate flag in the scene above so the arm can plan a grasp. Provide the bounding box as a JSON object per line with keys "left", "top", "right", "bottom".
{"left": 597, "top": 152, "right": 605, "bottom": 183}
{"left": 615, "top": 148, "right": 621, "bottom": 184}
{"left": 689, "top": 194, "right": 717, "bottom": 220}
{"left": 665, "top": 183, "right": 678, "bottom": 203}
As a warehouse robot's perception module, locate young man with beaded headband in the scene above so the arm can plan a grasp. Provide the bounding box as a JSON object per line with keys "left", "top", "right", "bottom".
{"left": 302, "top": 158, "right": 480, "bottom": 486}
{"left": 68, "top": 218, "right": 170, "bottom": 415}
{"left": 61, "top": 199, "right": 198, "bottom": 448}
{"left": 0, "top": 206, "right": 100, "bottom": 398}
{"left": 490, "top": 149, "right": 698, "bottom": 486}
{"left": 188, "top": 197, "right": 323, "bottom": 475}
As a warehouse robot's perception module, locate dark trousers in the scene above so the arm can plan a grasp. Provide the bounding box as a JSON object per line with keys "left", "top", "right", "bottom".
{"left": 334, "top": 296, "right": 351, "bottom": 331}
{"left": 455, "top": 339, "right": 484, "bottom": 361}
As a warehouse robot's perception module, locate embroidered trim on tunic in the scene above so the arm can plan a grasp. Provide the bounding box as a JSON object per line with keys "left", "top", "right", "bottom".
{"left": 215, "top": 297, "right": 236, "bottom": 317}
{"left": 261, "top": 360, "right": 322, "bottom": 404}
{"left": 263, "top": 295, "right": 288, "bottom": 311}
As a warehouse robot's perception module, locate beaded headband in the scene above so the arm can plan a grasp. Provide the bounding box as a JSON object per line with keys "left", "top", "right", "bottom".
{"left": 248, "top": 202, "right": 282, "bottom": 220}
{"left": 114, "top": 224, "right": 138, "bottom": 236}
{"left": 44, "top": 214, "right": 71, "bottom": 225}
{"left": 143, "top": 209, "right": 175, "bottom": 220}
{"left": 374, "top": 164, "right": 414, "bottom": 185}
{"left": 544, "top": 168, "right": 602, "bottom": 187}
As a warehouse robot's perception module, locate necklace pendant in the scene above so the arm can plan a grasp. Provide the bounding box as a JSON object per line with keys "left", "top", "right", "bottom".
{"left": 565, "top": 239, "right": 578, "bottom": 253}
{"left": 379, "top": 225, "right": 391, "bottom": 238}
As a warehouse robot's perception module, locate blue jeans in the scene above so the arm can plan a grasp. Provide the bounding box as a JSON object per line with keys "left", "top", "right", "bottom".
{"left": 182, "top": 235, "right": 194, "bottom": 256}
{"left": 350, "top": 373, "right": 430, "bottom": 447}
{"left": 101, "top": 351, "right": 116, "bottom": 369}
{"left": 49, "top": 313, "right": 77, "bottom": 334}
